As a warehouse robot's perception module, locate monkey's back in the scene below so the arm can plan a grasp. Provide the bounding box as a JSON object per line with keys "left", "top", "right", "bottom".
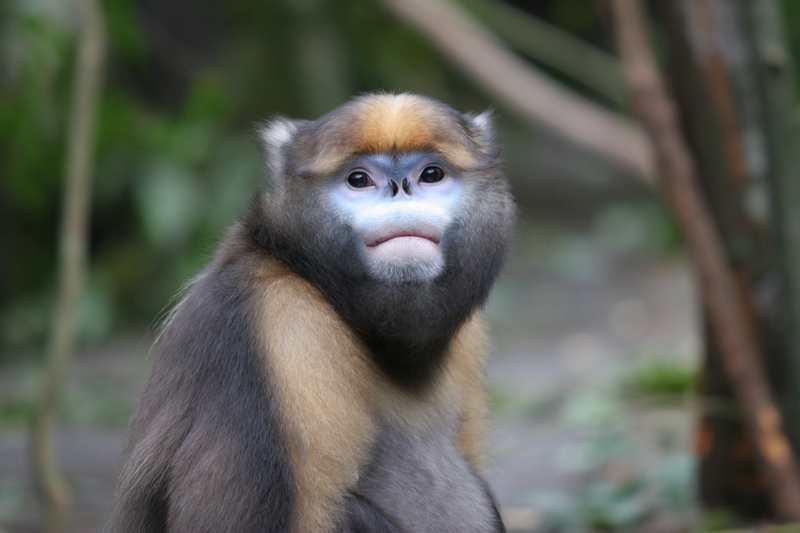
{"left": 108, "top": 231, "right": 294, "bottom": 532}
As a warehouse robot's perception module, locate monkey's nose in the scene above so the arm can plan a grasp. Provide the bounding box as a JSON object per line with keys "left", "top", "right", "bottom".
{"left": 389, "top": 178, "right": 412, "bottom": 198}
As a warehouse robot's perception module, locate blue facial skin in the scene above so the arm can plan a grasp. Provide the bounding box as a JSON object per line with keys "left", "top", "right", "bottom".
{"left": 329, "top": 152, "right": 463, "bottom": 225}
{"left": 329, "top": 153, "right": 465, "bottom": 281}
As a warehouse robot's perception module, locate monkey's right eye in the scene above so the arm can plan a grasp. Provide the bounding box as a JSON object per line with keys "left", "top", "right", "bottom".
{"left": 346, "top": 171, "right": 375, "bottom": 189}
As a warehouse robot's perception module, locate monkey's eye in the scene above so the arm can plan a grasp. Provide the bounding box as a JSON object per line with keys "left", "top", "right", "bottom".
{"left": 346, "top": 171, "right": 374, "bottom": 189}
{"left": 419, "top": 165, "right": 445, "bottom": 183}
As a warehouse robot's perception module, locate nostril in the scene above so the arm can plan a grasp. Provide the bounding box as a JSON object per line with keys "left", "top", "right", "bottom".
{"left": 389, "top": 179, "right": 399, "bottom": 197}
{"left": 402, "top": 178, "right": 411, "bottom": 195}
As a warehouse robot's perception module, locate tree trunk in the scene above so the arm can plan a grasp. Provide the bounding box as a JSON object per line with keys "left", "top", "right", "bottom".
{"left": 653, "top": 0, "right": 800, "bottom": 519}
{"left": 743, "top": 0, "right": 800, "bottom": 459}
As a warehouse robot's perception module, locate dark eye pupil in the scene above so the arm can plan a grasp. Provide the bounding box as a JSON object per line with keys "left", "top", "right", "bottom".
{"left": 347, "top": 172, "right": 371, "bottom": 188}
{"left": 420, "top": 166, "right": 444, "bottom": 183}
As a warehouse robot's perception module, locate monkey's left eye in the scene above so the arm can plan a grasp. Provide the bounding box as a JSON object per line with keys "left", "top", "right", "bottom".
{"left": 419, "top": 166, "right": 445, "bottom": 183}
{"left": 347, "top": 171, "right": 375, "bottom": 189}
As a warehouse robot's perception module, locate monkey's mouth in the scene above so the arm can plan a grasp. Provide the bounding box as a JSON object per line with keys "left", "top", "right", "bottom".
{"left": 368, "top": 231, "right": 440, "bottom": 247}
{"left": 365, "top": 231, "right": 441, "bottom": 262}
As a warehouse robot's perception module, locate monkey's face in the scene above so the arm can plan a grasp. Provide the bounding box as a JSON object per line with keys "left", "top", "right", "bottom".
{"left": 330, "top": 153, "right": 463, "bottom": 283}
{"left": 254, "top": 94, "right": 514, "bottom": 382}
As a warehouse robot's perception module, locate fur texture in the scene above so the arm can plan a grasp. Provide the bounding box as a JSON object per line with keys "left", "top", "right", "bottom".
{"left": 108, "top": 93, "right": 514, "bottom": 533}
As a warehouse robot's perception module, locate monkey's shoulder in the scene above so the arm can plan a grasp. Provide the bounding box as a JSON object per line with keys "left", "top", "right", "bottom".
{"left": 148, "top": 246, "right": 495, "bottom": 532}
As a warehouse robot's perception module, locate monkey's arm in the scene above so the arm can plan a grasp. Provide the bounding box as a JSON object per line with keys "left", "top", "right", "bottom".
{"left": 459, "top": 391, "right": 507, "bottom": 533}
{"left": 105, "top": 373, "right": 191, "bottom": 533}
{"left": 451, "top": 314, "right": 491, "bottom": 473}
{"left": 459, "top": 394, "right": 507, "bottom": 533}
{"left": 335, "top": 495, "right": 400, "bottom": 533}
{"left": 472, "top": 474, "right": 506, "bottom": 533}
{"left": 108, "top": 262, "right": 293, "bottom": 532}
{"left": 451, "top": 314, "right": 507, "bottom": 532}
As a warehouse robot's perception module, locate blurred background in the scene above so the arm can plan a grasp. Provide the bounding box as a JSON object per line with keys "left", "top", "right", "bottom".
{"left": 3, "top": 0, "right": 800, "bottom": 531}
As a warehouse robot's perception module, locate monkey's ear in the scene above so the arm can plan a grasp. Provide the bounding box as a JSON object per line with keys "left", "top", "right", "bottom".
{"left": 257, "top": 118, "right": 302, "bottom": 181}
{"left": 465, "top": 111, "right": 496, "bottom": 148}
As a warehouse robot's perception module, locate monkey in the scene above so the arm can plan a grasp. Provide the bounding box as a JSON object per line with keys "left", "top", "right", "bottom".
{"left": 107, "top": 93, "right": 515, "bottom": 533}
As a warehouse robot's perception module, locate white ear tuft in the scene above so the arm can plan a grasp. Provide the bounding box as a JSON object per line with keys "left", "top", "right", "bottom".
{"left": 260, "top": 119, "right": 295, "bottom": 147}
{"left": 258, "top": 118, "right": 299, "bottom": 181}
{"left": 469, "top": 111, "right": 494, "bottom": 145}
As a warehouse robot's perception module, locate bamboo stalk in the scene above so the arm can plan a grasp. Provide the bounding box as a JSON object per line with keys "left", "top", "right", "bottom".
{"left": 29, "top": 0, "right": 106, "bottom": 531}
{"left": 610, "top": 0, "right": 800, "bottom": 520}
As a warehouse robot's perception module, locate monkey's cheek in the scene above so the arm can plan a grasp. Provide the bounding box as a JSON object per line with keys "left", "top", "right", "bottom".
{"left": 366, "top": 236, "right": 441, "bottom": 263}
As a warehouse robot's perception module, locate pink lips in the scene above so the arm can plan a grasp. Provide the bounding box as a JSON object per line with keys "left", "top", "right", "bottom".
{"left": 364, "top": 228, "right": 442, "bottom": 262}
{"left": 363, "top": 223, "right": 443, "bottom": 262}
{"left": 367, "top": 231, "right": 440, "bottom": 248}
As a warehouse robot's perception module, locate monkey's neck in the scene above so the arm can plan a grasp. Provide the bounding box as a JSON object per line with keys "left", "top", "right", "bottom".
{"left": 358, "top": 329, "right": 455, "bottom": 390}
{"left": 244, "top": 210, "right": 483, "bottom": 389}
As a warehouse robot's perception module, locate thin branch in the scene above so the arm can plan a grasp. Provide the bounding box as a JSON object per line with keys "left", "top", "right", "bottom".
{"left": 29, "top": 0, "right": 106, "bottom": 531}
{"left": 460, "top": 0, "right": 626, "bottom": 106}
{"left": 381, "top": 0, "right": 656, "bottom": 184}
{"left": 610, "top": 0, "right": 800, "bottom": 520}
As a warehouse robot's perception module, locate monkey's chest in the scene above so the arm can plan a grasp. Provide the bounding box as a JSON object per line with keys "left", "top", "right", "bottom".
{"left": 355, "top": 422, "right": 495, "bottom": 533}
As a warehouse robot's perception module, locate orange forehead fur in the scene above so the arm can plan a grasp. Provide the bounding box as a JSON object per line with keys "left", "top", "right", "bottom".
{"left": 301, "top": 94, "right": 480, "bottom": 176}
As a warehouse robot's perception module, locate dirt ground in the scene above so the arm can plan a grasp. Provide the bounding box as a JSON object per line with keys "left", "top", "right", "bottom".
{"left": 0, "top": 228, "right": 700, "bottom": 532}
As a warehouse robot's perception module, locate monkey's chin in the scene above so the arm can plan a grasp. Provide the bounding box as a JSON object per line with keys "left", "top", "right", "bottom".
{"left": 364, "top": 259, "right": 442, "bottom": 285}
{"left": 367, "top": 260, "right": 444, "bottom": 283}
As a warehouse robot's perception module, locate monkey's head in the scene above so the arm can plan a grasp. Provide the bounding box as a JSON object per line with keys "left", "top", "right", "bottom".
{"left": 249, "top": 93, "right": 515, "bottom": 386}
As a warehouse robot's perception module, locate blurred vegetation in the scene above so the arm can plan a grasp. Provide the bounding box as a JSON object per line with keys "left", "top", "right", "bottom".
{"left": 2, "top": 0, "right": 800, "bottom": 364}
{"left": 5, "top": 0, "right": 800, "bottom": 529}
{"left": 624, "top": 355, "right": 698, "bottom": 397}
{"left": 491, "top": 357, "right": 698, "bottom": 532}
{"left": 0, "top": 363, "right": 134, "bottom": 430}
{"left": 0, "top": 0, "right": 495, "bottom": 360}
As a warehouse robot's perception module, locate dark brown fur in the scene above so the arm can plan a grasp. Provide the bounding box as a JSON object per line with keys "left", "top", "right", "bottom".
{"left": 107, "top": 93, "right": 514, "bottom": 533}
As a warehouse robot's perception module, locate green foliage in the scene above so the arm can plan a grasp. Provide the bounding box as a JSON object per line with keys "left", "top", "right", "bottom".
{"left": 525, "top": 427, "right": 697, "bottom": 532}
{"left": 0, "top": 366, "right": 133, "bottom": 430}
{"left": 105, "top": 0, "right": 148, "bottom": 64}
{"left": 692, "top": 508, "right": 740, "bottom": 532}
{"left": 558, "top": 477, "right": 654, "bottom": 531}
{"left": 0, "top": 3, "right": 72, "bottom": 311}
{"left": 0, "top": 395, "right": 32, "bottom": 427}
{"left": 506, "top": 201, "right": 681, "bottom": 288}
{"left": 593, "top": 202, "right": 682, "bottom": 256}
{"left": 511, "top": 379, "right": 698, "bottom": 532}
{"left": 624, "top": 356, "right": 698, "bottom": 396}
{"left": 0, "top": 0, "right": 500, "bottom": 361}
{"left": 781, "top": 0, "right": 800, "bottom": 101}
{"left": 59, "top": 378, "right": 135, "bottom": 428}
{"left": 549, "top": 0, "right": 598, "bottom": 41}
